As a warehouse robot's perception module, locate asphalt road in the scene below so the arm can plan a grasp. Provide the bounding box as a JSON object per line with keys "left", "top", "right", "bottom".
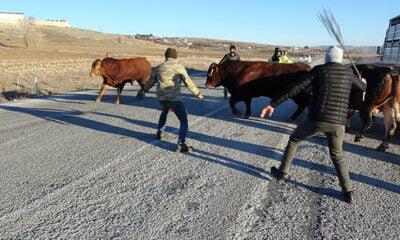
{"left": 0, "top": 60, "right": 399, "bottom": 239}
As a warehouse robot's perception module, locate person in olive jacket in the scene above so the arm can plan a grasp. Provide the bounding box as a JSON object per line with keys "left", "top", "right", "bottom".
{"left": 260, "top": 46, "right": 367, "bottom": 204}
{"left": 143, "top": 48, "right": 204, "bottom": 152}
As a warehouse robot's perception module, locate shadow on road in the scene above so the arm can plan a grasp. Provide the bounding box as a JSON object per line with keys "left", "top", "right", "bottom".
{"left": 285, "top": 179, "right": 343, "bottom": 201}
{"left": 191, "top": 149, "right": 269, "bottom": 180}
{"left": 1, "top": 99, "right": 398, "bottom": 199}
{"left": 288, "top": 156, "right": 400, "bottom": 194}
{"left": 95, "top": 111, "right": 400, "bottom": 195}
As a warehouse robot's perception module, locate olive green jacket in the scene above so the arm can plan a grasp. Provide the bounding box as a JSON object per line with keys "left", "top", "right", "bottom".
{"left": 144, "top": 58, "right": 200, "bottom": 101}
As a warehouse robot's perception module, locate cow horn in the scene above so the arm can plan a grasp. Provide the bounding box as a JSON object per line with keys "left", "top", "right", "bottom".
{"left": 208, "top": 68, "right": 214, "bottom": 77}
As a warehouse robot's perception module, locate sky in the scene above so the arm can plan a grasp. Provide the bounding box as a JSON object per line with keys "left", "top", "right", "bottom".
{"left": 2, "top": 0, "right": 399, "bottom": 47}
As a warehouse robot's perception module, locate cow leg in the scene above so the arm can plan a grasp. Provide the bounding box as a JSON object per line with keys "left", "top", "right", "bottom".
{"left": 288, "top": 104, "right": 306, "bottom": 122}
{"left": 229, "top": 96, "right": 241, "bottom": 116}
{"left": 355, "top": 107, "right": 374, "bottom": 142}
{"left": 345, "top": 109, "right": 356, "bottom": 132}
{"left": 137, "top": 89, "right": 146, "bottom": 99}
{"left": 223, "top": 87, "right": 228, "bottom": 100}
{"left": 244, "top": 98, "right": 252, "bottom": 119}
{"left": 377, "top": 104, "right": 396, "bottom": 152}
{"left": 137, "top": 82, "right": 146, "bottom": 99}
{"left": 115, "top": 83, "right": 126, "bottom": 104}
{"left": 96, "top": 84, "right": 110, "bottom": 103}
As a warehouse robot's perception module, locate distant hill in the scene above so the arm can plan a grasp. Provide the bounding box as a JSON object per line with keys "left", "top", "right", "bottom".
{"left": 0, "top": 21, "right": 281, "bottom": 59}
{"left": 315, "top": 45, "right": 379, "bottom": 53}
{"left": 0, "top": 21, "right": 380, "bottom": 103}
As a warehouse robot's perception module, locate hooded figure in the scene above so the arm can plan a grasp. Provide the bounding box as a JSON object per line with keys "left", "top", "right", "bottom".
{"left": 325, "top": 45, "right": 343, "bottom": 63}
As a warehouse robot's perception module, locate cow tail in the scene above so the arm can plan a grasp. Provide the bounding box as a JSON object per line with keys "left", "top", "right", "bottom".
{"left": 392, "top": 72, "right": 400, "bottom": 122}
{"left": 373, "top": 70, "right": 396, "bottom": 109}
{"left": 395, "top": 101, "right": 400, "bottom": 123}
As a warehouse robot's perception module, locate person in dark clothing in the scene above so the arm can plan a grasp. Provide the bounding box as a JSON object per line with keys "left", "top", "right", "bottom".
{"left": 260, "top": 46, "right": 367, "bottom": 204}
{"left": 219, "top": 45, "right": 241, "bottom": 64}
{"left": 268, "top": 47, "right": 282, "bottom": 62}
{"left": 268, "top": 47, "right": 293, "bottom": 63}
{"left": 219, "top": 45, "right": 241, "bottom": 99}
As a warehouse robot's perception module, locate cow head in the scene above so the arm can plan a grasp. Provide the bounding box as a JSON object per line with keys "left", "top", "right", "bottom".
{"left": 90, "top": 59, "right": 103, "bottom": 77}
{"left": 205, "top": 62, "right": 221, "bottom": 88}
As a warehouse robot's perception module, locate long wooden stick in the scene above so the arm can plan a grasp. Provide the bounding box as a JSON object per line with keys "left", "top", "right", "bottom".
{"left": 318, "top": 8, "right": 361, "bottom": 79}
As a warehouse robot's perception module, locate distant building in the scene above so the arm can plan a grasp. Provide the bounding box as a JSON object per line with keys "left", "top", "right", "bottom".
{"left": 0, "top": 11, "right": 70, "bottom": 27}
{"left": 0, "top": 12, "right": 24, "bottom": 22}
{"left": 381, "top": 15, "right": 400, "bottom": 64}
{"left": 34, "top": 19, "right": 70, "bottom": 28}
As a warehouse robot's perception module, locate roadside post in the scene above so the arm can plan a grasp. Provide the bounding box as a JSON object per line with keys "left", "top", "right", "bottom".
{"left": 35, "top": 77, "right": 40, "bottom": 96}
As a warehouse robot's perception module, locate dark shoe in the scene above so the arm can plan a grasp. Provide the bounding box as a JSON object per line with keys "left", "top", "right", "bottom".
{"left": 270, "top": 166, "right": 287, "bottom": 181}
{"left": 175, "top": 144, "right": 194, "bottom": 153}
{"left": 376, "top": 143, "right": 388, "bottom": 152}
{"left": 344, "top": 191, "right": 354, "bottom": 204}
{"left": 156, "top": 133, "right": 169, "bottom": 141}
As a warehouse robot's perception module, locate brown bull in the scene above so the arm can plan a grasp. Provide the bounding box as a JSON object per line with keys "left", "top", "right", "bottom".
{"left": 348, "top": 64, "right": 400, "bottom": 151}
{"left": 90, "top": 57, "right": 152, "bottom": 104}
{"left": 205, "top": 61, "right": 311, "bottom": 120}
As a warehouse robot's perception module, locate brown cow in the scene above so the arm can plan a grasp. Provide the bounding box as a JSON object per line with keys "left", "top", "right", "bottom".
{"left": 90, "top": 57, "right": 152, "bottom": 104}
{"left": 348, "top": 64, "right": 400, "bottom": 151}
{"left": 206, "top": 61, "right": 311, "bottom": 120}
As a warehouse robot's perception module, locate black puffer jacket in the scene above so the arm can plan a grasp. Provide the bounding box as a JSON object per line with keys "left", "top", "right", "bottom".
{"left": 270, "top": 62, "right": 366, "bottom": 125}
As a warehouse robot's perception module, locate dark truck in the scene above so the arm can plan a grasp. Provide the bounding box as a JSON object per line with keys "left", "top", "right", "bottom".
{"left": 381, "top": 15, "right": 400, "bottom": 64}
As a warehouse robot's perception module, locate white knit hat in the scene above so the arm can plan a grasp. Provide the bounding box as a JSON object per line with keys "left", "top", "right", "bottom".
{"left": 325, "top": 46, "right": 343, "bottom": 63}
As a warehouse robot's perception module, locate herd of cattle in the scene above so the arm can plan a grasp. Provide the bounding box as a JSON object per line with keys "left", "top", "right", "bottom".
{"left": 89, "top": 57, "right": 400, "bottom": 152}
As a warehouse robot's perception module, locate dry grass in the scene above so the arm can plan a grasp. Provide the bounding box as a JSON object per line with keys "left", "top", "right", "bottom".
{"left": 0, "top": 23, "right": 279, "bottom": 103}
{"left": 1, "top": 23, "right": 375, "bottom": 103}
{"left": 0, "top": 24, "right": 198, "bottom": 102}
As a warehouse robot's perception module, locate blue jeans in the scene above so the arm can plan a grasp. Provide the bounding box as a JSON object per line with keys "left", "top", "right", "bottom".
{"left": 158, "top": 101, "right": 188, "bottom": 145}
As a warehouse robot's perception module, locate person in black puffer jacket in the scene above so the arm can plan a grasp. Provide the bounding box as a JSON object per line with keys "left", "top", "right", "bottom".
{"left": 260, "top": 46, "right": 367, "bottom": 204}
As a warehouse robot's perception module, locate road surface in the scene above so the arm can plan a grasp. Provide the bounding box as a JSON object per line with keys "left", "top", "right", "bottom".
{"left": 0, "top": 61, "right": 399, "bottom": 239}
